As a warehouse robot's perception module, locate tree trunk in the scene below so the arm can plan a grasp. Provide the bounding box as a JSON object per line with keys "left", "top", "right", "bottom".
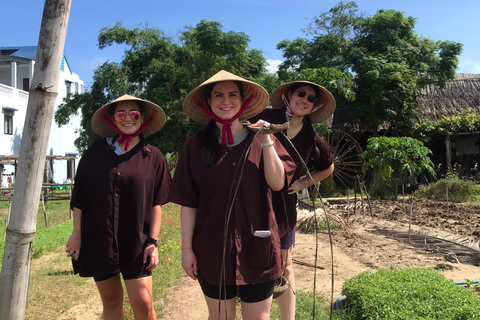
{"left": 0, "top": 1, "right": 71, "bottom": 319}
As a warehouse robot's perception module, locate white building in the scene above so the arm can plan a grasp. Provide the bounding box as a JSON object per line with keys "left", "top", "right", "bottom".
{"left": 0, "top": 46, "right": 83, "bottom": 187}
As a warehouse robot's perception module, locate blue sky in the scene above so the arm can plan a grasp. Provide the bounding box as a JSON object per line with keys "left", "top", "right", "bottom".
{"left": 1, "top": 0, "right": 479, "bottom": 88}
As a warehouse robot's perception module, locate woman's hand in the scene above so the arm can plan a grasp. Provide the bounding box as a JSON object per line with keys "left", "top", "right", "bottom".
{"left": 65, "top": 232, "right": 81, "bottom": 261}
{"left": 288, "top": 179, "right": 304, "bottom": 195}
{"left": 144, "top": 244, "right": 159, "bottom": 271}
{"left": 182, "top": 248, "right": 197, "bottom": 280}
{"left": 249, "top": 120, "right": 273, "bottom": 144}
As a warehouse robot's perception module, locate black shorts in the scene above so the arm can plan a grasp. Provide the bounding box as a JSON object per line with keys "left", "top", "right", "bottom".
{"left": 198, "top": 277, "right": 275, "bottom": 303}
{"left": 93, "top": 268, "right": 152, "bottom": 282}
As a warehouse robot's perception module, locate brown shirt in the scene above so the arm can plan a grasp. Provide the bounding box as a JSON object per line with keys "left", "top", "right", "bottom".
{"left": 251, "top": 109, "right": 334, "bottom": 237}
{"left": 71, "top": 138, "right": 172, "bottom": 277}
{"left": 168, "top": 130, "right": 296, "bottom": 285}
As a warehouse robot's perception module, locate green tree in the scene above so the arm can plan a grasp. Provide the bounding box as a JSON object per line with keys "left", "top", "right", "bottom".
{"left": 55, "top": 20, "right": 270, "bottom": 155}
{"left": 277, "top": 1, "right": 463, "bottom": 135}
{"left": 361, "top": 136, "right": 435, "bottom": 198}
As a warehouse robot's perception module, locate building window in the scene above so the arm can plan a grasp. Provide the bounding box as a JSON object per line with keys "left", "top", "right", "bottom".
{"left": 23, "top": 78, "right": 29, "bottom": 91}
{"left": 75, "top": 82, "right": 78, "bottom": 93}
{"left": 4, "top": 111, "right": 13, "bottom": 135}
{"left": 65, "top": 81, "right": 72, "bottom": 95}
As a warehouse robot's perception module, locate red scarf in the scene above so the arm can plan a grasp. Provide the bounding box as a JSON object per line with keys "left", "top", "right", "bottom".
{"left": 102, "top": 109, "right": 155, "bottom": 151}
{"left": 193, "top": 84, "right": 254, "bottom": 146}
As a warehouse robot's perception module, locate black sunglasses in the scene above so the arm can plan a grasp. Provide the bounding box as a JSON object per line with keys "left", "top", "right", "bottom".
{"left": 295, "top": 89, "right": 317, "bottom": 103}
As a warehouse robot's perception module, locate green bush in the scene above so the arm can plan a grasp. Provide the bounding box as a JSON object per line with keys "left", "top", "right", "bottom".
{"left": 319, "top": 177, "right": 336, "bottom": 197}
{"left": 342, "top": 269, "right": 480, "bottom": 319}
{"left": 369, "top": 176, "right": 396, "bottom": 200}
{"left": 414, "top": 174, "right": 478, "bottom": 202}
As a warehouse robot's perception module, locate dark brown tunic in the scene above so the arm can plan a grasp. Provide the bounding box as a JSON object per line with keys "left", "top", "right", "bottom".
{"left": 251, "top": 109, "right": 334, "bottom": 237}
{"left": 71, "top": 138, "right": 172, "bottom": 277}
{"left": 168, "top": 130, "right": 296, "bottom": 286}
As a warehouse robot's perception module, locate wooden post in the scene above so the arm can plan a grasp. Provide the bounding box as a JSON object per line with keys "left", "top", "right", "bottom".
{"left": 408, "top": 196, "right": 413, "bottom": 243}
{"left": 0, "top": 164, "right": 4, "bottom": 188}
{"left": 353, "top": 178, "right": 357, "bottom": 216}
{"left": 346, "top": 190, "right": 350, "bottom": 219}
{"left": 446, "top": 183, "right": 449, "bottom": 208}
{"left": 360, "top": 180, "right": 373, "bottom": 218}
{"left": 0, "top": 1, "right": 71, "bottom": 319}
{"left": 41, "top": 189, "right": 47, "bottom": 227}
{"left": 358, "top": 176, "right": 365, "bottom": 218}
{"left": 445, "top": 134, "right": 452, "bottom": 172}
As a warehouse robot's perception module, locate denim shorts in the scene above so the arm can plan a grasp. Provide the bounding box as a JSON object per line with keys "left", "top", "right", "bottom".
{"left": 280, "top": 227, "right": 295, "bottom": 249}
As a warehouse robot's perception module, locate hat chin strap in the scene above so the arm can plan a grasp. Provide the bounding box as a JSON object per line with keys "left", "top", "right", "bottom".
{"left": 194, "top": 84, "right": 255, "bottom": 146}
{"left": 102, "top": 109, "right": 156, "bottom": 151}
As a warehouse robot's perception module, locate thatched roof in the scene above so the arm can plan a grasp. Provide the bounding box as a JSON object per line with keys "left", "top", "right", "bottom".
{"left": 416, "top": 73, "right": 480, "bottom": 122}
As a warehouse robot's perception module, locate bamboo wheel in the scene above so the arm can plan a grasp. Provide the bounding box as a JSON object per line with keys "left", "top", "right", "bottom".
{"left": 326, "top": 129, "right": 363, "bottom": 189}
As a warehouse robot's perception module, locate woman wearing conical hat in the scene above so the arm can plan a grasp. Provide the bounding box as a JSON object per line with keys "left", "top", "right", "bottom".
{"left": 168, "top": 70, "right": 296, "bottom": 319}
{"left": 250, "top": 81, "right": 335, "bottom": 319}
{"left": 66, "top": 95, "right": 172, "bottom": 319}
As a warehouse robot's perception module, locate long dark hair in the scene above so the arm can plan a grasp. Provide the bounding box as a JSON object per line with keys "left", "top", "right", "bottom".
{"left": 198, "top": 81, "right": 245, "bottom": 167}
{"left": 287, "top": 83, "right": 319, "bottom": 141}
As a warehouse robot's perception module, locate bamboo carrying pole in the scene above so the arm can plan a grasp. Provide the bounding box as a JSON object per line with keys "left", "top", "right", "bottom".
{"left": 0, "top": 1, "right": 71, "bottom": 319}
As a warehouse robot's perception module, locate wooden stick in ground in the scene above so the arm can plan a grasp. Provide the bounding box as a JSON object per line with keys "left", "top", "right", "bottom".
{"left": 358, "top": 176, "right": 365, "bottom": 219}
{"left": 361, "top": 180, "right": 374, "bottom": 218}
{"left": 41, "top": 189, "right": 47, "bottom": 227}
{"left": 347, "top": 190, "right": 350, "bottom": 219}
{"left": 0, "top": 1, "right": 71, "bottom": 318}
{"left": 353, "top": 177, "right": 357, "bottom": 216}
{"left": 408, "top": 196, "right": 413, "bottom": 243}
{"left": 445, "top": 183, "right": 449, "bottom": 208}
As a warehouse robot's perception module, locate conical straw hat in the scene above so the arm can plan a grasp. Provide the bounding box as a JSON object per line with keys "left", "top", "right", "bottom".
{"left": 271, "top": 81, "right": 336, "bottom": 123}
{"left": 183, "top": 70, "right": 269, "bottom": 123}
{"left": 91, "top": 95, "right": 166, "bottom": 137}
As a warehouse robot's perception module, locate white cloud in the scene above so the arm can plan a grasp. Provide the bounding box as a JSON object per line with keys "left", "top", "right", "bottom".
{"left": 86, "top": 56, "right": 111, "bottom": 70}
{"left": 459, "top": 59, "right": 480, "bottom": 74}
{"left": 266, "top": 59, "right": 283, "bottom": 74}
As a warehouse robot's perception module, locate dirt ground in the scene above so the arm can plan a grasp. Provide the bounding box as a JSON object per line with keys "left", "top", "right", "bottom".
{"left": 160, "top": 198, "right": 480, "bottom": 319}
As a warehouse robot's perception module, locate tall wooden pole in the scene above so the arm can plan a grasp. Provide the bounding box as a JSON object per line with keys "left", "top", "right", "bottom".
{"left": 0, "top": 1, "right": 71, "bottom": 319}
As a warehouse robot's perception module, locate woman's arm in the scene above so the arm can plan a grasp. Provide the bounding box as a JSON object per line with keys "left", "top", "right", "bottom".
{"left": 288, "top": 163, "right": 334, "bottom": 195}
{"left": 250, "top": 120, "right": 286, "bottom": 191}
{"left": 65, "top": 207, "right": 82, "bottom": 260}
{"left": 144, "top": 205, "right": 162, "bottom": 270}
{"left": 181, "top": 206, "right": 197, "bottom": 280}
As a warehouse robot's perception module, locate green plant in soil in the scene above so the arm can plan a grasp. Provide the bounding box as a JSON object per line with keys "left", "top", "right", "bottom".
{"left": 342, "top": 268, "right": 480, "bottom": 319}
{"left": 414, "top": 173, "right": 478, "bottom": 202}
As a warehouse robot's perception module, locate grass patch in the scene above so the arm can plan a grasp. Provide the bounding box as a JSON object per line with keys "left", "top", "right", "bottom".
{"left": 270, "top": 290, "right": 343, "bottom": 319}
{"left": 1, "top": 202, "right": 182, "bottom": 319}
{"left": 0, "top": 200, "right": 71, "bottom": 269}
{"left": 342, "top": 268, "right": 480, "bottom": 319}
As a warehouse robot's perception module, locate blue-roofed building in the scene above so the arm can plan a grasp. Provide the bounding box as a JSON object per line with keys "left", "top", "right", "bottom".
{"left": 0, "top": 46, "right": 84, "bottom": 186}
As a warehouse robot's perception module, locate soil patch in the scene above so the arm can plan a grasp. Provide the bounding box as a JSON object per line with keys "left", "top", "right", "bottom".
{"left": 162, "top": 198, "right": 480, "bottom": 318}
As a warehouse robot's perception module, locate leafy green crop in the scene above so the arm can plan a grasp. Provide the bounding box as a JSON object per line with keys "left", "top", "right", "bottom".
{"left": 342, "top": 269, "right": 480, "bottom": 319}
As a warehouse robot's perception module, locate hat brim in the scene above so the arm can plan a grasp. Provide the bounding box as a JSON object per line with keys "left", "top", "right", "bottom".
{"left": 183, "top": 70, "right": 269, "bottom": 123}
{"left": 271, "top": 81, "right": 336, "bottom": 123}
{"left": 91, "top": 95, "right": 166, "bottom": 137}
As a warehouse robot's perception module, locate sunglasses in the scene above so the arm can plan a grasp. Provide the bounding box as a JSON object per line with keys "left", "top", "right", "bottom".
{"left": 295, "top": 89, "right": 317, "bottom": 103}
{"left": 114, "top": 110, "right": 141, "bottom": 122}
